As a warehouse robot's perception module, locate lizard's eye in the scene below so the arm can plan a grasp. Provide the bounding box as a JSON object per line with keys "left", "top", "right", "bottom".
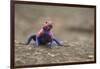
{"left": 48, "top": 24, "right": 53, "bottom": 29}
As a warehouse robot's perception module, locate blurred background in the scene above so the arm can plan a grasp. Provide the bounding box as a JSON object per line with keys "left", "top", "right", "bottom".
{"left": 15, "top": 4, "right": 94, "bottom": 42}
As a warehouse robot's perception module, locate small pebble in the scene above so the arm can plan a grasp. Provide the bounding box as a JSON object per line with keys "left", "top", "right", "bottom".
{"left": 88, "top": 55, "right": 94, "bottom": 59}
{"left": 48, "top": 53, "right": 55, "bottom": 57}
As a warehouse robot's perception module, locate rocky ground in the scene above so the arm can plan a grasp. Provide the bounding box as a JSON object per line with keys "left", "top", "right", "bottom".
{"left": 15, "top": 32, "right": 95, "bottom": 66}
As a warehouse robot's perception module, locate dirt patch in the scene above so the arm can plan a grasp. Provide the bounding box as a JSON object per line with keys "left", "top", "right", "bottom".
{"left": 15, "top": 33, "right": 94, "bottom": 66}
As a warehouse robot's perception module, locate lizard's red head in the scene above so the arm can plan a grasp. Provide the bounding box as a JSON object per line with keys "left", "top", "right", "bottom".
{"left": 43, "top": 21, "right": 53, "bottom": 31}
